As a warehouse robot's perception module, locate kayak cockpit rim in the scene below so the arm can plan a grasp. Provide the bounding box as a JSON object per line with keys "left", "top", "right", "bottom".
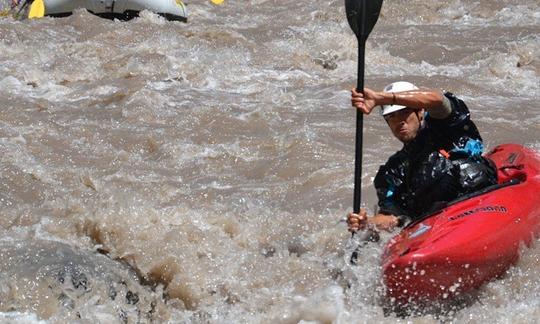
{"left": 404, "top": 178, "right": 523, "bottom": 229}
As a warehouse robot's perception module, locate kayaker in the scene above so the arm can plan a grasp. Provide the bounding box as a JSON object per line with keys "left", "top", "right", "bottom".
{"left": 347, "top": 81, "right": 497, "bottom": 232}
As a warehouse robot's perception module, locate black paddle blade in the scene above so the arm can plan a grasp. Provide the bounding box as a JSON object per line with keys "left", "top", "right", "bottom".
{"left": 345, "top": 0, "right": 383, "bottom": 40}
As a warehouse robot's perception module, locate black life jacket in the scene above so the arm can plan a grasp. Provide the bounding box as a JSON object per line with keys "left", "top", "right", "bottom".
{"left": 375, "top": 92, "right": 498, "bottom": 223}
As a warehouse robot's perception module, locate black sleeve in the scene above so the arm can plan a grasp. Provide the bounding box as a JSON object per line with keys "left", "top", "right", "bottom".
{"left": 374, "top": 153, "right": 411, "bottom": 226}
{"left": 425, "top": 92, "right": 482, "bottom": 149}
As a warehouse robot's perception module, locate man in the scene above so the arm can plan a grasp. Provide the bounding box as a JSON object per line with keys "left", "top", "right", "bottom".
{"left": 347, "top": 81, "right": 497, "bottom": 232}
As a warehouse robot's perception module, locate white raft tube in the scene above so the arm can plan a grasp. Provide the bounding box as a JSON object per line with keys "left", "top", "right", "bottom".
{"left": 42, "top": 0, "right": 187, "bottom": 21}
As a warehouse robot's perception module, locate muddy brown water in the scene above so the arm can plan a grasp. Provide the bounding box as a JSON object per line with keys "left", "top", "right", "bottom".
{"left": 0, "top": 0, "right": 539, "bottom": 322}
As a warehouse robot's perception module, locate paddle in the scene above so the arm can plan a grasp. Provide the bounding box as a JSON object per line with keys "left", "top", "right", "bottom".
{"left": 345, "top": 0, "right": 383, "bottom": 264}
{"left": 13, "top": 0, "right": 32, "bottom": 19}
{"left": 28, "top": 0, "right": 45, "bottom": 19}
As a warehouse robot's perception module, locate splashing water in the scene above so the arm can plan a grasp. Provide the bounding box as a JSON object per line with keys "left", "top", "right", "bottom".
{"left": 0, "top": 0, "right": 539, "bottom": 322}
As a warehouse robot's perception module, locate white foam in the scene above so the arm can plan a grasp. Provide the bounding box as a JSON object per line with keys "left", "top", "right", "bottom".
{"left": 0, "top": 312, "right": 47, "bottom": 324}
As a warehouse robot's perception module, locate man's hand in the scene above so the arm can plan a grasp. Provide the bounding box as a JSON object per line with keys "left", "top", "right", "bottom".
{"left": 351, "top": 87, "right": 378, "bottom": 115}
{"left": 347, "top": 210, "right": 399, "bottom": 232}
{"left": 347, "top": 209, "right": 368, "bottom": 232}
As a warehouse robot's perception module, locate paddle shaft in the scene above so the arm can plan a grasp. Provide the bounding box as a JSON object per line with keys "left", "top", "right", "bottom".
{"left": 15, "top": 0, "right": 31, "bottom": 18}
{"left": 350, "top": 3, "right": 367, "bottom": 264}
{"left": 353, "top": 45, "right": 366, "bottom": 213}
{"left": 353, "top": 5, "right": 367, "bottom": 214}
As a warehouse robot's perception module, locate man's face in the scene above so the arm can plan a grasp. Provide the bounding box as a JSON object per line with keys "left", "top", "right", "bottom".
{"left": 384, "top": 108, "right": 423, "bottom": 143}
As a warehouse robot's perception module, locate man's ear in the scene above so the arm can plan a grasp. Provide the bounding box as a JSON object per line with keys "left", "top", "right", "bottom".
{"left": 417, "top": 109, "right": 425, "bottom": 123}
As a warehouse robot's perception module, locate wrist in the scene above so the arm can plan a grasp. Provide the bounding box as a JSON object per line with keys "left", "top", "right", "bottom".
{"left": 371, "top": 214, "right": 399, "bottom": 229}
{"left": 380, "top": 92, "right": 395, "bottom": 106}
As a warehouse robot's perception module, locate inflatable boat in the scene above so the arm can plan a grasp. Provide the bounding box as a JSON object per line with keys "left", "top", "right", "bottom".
{"left": 40, "top": 0, "right": 187, "bottom": 21}
{"left": 382, "top": 144, "right": 540, "bottom": 307}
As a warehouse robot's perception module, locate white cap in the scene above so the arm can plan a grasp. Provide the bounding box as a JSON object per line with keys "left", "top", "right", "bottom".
{"left": 380, "top": 81, "right": 418, "bottom": 116}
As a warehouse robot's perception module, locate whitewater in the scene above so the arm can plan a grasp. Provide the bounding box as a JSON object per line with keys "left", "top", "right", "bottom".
{"left": 0, "top": 0, "right": 539, "bottom": 322}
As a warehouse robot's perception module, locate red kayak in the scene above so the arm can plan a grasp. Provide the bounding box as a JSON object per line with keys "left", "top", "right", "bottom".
{"left": 382, "top": 144, "right": 540, "bottom": 307}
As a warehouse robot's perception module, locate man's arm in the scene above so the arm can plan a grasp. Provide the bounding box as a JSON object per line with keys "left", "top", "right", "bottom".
{"left": 351, "top": 87, "right": 452, "bottom": 119}
{"left": 347, "top": 211, "right": 399, "bottom": 232}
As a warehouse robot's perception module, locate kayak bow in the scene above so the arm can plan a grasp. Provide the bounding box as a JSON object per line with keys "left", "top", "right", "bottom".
{"left": 382, "top": 144, "right": 540, "bottom": 307}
